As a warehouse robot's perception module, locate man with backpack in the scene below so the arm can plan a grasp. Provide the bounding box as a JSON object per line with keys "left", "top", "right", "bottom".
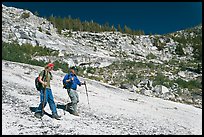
{"left": 63, "top": 66, "right": 85, "bottom": 116}
{"left": 34, "top": 63, "right": 61, "bottom": 120}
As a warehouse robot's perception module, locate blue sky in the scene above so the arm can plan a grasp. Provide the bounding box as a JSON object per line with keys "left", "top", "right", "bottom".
{"left": 2, "top": 2, "right": 202, "bottom": 35}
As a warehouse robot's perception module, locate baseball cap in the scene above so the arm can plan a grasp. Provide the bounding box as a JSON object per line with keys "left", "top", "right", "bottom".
{"left": 48, "top": 63, "right": 54, "bottom": 68}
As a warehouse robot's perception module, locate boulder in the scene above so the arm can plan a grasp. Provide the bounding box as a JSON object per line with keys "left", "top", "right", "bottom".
{"left": 137, "top": 79, "right": 153, "bottom": 90}
{"left": 140, "top": 89, "right": 153, "bottom": 96}
{"left": 162, "top": 92, "right": 176, "bottom": 101}
{"left": 119, "top": 83, "right": 132, "bottom": 89}
{"left": 154, "top": 85, "right": 169, "bottom": 95}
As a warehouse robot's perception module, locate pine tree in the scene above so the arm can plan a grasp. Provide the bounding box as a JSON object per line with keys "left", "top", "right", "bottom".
{"left": 34, "top": 11, "right": 39, "bottom": 16}
{"left": 48, "top": 14, "right": 56, "bottom": 28}
{"left": 104, "top": 22, "right": 110, "bottom": 31}
{"left": 117, "top": 24, "right": 123, "bottom": 33}
{"left": 124, "top": 25, "right": 132, "bottom": 34}
{"left": 111, "top": 25, "right": 116, "bottom": 32}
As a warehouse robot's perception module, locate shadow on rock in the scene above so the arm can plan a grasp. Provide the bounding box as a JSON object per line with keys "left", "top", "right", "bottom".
{"left": 29, "top": 107, "right": 52, "bottom": 118}
{"left": 56, "top": 103, "right": 73, "bottom": 114}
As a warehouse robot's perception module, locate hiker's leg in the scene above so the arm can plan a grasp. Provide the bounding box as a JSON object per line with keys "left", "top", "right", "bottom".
{"left": 47, "top": 89, "right": 57, "bottom": 115}
{"left": 66, "top": 89, "right": 71, "bottom": 106}
{"left": 73, "top": 90, "right": 79, "bottom": 112}
{"left": 72, "top": 91, "right": 79, "bottom": 112}
{"left": 71, "top": 90, "right": 78, "bottom": 113}
{"left": 67, "top": 89, "right": 77, "bottom": 112}
{"left": 76, "top": 91, "right": 79, "bottom": 103}
{"left": 35, "top": 89, "right": 48, "bottom": 113}
{"left": 67, "top": 89, "right": 74, "bottom": 111}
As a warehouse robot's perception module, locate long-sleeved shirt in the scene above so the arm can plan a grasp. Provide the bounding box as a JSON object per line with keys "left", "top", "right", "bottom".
{"left": 63, "top": 72, "right": 81, "bottom": 90}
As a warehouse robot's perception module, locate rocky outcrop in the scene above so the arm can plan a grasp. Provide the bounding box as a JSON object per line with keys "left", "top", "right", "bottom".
{"left": 2, "top": 4, "right": 182, "bottom": 68}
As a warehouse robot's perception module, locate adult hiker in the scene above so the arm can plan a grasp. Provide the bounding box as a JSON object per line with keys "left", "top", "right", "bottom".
{"left": 63, "top": 66, "right": 85, "bottom": 116}
{"left": 34, "top": 63, "right": 61, "bottom": 120}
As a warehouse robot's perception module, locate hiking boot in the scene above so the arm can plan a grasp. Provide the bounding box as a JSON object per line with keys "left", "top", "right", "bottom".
{"left": 52, "top": 113, "right": 61, "bottom": 120}
{"left": 72, "top": 112, "right": 79, "bottom": 116}
{"left": 34, "top": 112, "right": 43, "bottom": 119}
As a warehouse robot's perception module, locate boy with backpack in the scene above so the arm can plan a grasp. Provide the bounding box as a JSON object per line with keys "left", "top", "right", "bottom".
{"left": 34, "top": 63, "right": 61, "bottom": 120}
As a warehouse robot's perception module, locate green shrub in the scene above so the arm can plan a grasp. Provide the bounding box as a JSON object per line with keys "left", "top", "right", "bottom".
{"left": 29, "top": 59, "right": 47, "bottom": 67}
{"left": 146, "top": 62, "right": 155, "bottom": 69}
{"left": 175, "top": 44, "right": 185, "bottom": 56}
{"left": 153, "top": 72, "right": 174, "bottom": 88}
{"left": 187, "top": 80, "right": 202, "bottom": 90}
{"left": 146, "top": 53, "right": 157, "bottom": 60}
{"left": 21, "top": 12, "right": 30, "bottom": 19}
{"left": 88, "top": 75, "right": 103, "bottom": 81}
{"left": 86, "top": 67, "right": 95, "bottom": 74}
{"left": 174, "top": 78, "right": 201, "bottom": 90}
{"left": 38, "top": 27, "right": 42, "bottom": 32}
{"left": 126, "top": 73, "right": 137, "bottom": 81}
{"left": 2, "top": 42, "right": 59, "bottom": 67}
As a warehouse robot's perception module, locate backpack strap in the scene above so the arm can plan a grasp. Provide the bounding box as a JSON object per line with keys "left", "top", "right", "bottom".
{"left": 42, "top": 70, "right": 52, "bottom": 81}
{"left": 49, "top": 71, "right": 52, "bottom": 79}
{"left": 67, "top": 73, "right": 70, "bottom": 79}
{"left": 39, "top": 70, "right": 46, "bottom": 82}
{"left": 43, "top": 70, "right": 46, "bottom": 81}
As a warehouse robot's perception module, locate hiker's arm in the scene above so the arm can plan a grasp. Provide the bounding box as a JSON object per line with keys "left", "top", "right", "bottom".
{"left": 80, "top": 82, "right": 85, "bottom": 85}
{"left": 76, "top": 77, "right": 82, "bottom": 86}
{"left": 80, "top": 81, "right": 85, "bottom": 85}
{"left": 66, "top": 77, "right": 74, "bottom": 82}
{"left": 38, "top": 76, "right": 47, "bottom": 86}
{"left": 63, "top": 74, "right": 73, "bottom": 83}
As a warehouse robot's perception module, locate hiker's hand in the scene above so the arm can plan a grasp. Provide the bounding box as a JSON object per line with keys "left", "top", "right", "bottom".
{"left": 66, "top": 77, "right": 74, "bottom": 83}
{"left": 43, "top": 82, "right": 47, "bottom": 86}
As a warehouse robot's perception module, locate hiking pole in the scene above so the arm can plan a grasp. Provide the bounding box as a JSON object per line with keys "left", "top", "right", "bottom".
{"left": 42, "top": 71, "right": 48, "bottom": 116}
{"left": 84, "top": 81, "right": 90, "bottom": 109}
